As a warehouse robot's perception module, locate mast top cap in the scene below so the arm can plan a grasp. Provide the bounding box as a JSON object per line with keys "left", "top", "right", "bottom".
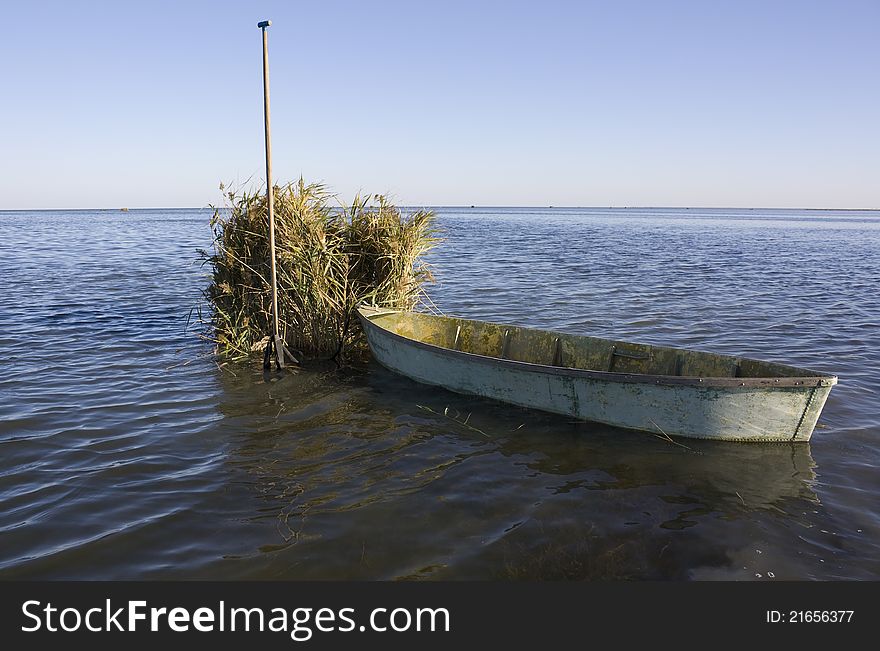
{"left": 257, "top": 20, "right": 271, "bottom": 28}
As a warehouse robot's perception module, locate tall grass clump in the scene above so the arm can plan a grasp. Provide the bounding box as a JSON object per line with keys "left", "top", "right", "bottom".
{"left": 202, "top": 179, "right": 438, "bottom": 362}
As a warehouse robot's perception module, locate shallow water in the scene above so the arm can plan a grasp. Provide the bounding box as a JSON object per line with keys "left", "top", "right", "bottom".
{"left": 0, "top": 207, "right": 877, "bottom": 580}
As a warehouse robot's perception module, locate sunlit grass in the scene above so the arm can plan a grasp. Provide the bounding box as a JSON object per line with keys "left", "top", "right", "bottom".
{"left": 201, "top": 179, "right": 438, "bottom": 362}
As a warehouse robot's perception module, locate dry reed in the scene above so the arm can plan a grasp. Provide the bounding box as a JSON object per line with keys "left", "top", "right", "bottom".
{"left": 201, "top": 179, "right": 438, "bottom": 362}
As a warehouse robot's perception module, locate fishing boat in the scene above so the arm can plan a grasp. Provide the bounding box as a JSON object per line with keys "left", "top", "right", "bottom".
{"left": 357, "top": 305, "right": 837, "bottom": 442}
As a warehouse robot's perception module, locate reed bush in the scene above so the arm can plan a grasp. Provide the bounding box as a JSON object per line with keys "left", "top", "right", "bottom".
{"left": 202, "top": 179, "right": 438, "bottom": 362}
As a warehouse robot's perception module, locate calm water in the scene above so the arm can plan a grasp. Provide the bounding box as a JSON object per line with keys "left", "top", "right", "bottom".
{"left": 1, "top": 207, "right": 878, "bottom": 580}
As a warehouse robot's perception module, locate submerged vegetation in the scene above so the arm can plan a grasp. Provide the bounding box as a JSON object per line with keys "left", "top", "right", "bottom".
{"left": 201, "top": 180, "right": 438, "bottom": 362}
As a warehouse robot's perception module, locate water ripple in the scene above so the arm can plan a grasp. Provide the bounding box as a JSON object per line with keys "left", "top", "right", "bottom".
{"left": 0, "top": 207, "right": 878, "bottom": 579}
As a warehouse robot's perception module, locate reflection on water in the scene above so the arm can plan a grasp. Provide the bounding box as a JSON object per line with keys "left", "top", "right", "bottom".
{"left": 0, "top": 207, "right": 877, "bottom": 580}
{"left": 208, "top": 361, "right": 820, "bottom": 580}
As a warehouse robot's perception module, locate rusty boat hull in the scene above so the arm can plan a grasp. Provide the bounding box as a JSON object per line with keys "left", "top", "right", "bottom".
{"left": 357, "top": 306, "right": 837, "bottom": 442}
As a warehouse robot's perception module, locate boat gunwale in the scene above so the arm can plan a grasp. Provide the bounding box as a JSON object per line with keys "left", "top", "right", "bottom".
{"left": 357, "top": 308, "right": 838, "bottom": 390}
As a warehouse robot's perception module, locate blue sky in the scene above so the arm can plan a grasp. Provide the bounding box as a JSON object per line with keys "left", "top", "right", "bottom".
{"left": 0, "top": 0, "right": 877, "bottom": 209}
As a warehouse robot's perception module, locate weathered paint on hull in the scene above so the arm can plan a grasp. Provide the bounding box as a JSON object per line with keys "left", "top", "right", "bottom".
{"left": 359, "top": 309, "right": 835, "bottom": 442}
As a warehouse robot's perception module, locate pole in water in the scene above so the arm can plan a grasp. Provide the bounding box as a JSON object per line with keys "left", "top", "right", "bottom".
{"left": 258, "top": 19, "right": 297, "bottom": 370}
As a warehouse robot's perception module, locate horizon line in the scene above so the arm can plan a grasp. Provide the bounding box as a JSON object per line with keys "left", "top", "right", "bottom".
{"left": 1, "top": 205, "right": 879, "bottom": 213}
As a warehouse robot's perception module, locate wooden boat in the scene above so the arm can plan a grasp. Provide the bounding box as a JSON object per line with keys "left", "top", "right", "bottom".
{"left": 357, "top": 305, "right": 837, "bottom": 442}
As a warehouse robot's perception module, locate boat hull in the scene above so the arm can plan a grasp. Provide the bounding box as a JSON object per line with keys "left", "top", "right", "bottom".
{"left": 358, "top": 308, "right": 835, "bottom": 442}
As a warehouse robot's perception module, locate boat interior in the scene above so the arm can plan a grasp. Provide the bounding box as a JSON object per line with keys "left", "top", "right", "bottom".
{"left": 365, "top": 310, "right": 830, "bottom": 380}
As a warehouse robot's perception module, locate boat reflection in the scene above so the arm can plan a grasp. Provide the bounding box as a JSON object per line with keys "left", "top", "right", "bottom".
{"left": 365, "top": 363, "right": 817, "bottom": 505}
{"left": 210, "top": 360, "right": 819, "bottom": 578}
{"left": 216, "top": 360, "right": 817, "bottom": 512}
